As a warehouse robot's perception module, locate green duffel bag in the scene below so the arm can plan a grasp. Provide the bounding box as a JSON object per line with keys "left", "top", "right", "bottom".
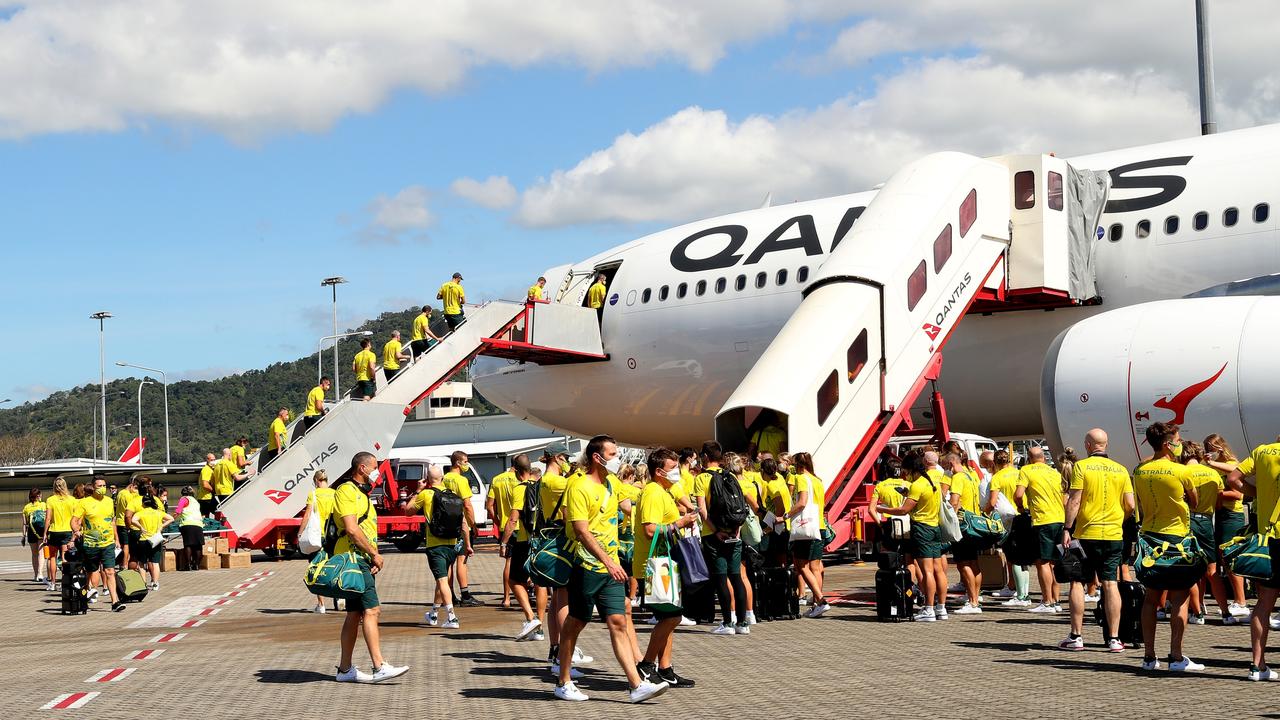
{"left": 527, "top": 527, "right": 572, "bottom": 587}
{"left": 1220, "top": 501, "right": 1280, "bottom": 581}
{"left": 960, "top": 510, "right": 1007, "bottom": 548}
{"left": 304, "top": 550, "right": 368, "bottom": 599}
{"left": 1136, "top": 533, "right": 1207, "bottom": 590}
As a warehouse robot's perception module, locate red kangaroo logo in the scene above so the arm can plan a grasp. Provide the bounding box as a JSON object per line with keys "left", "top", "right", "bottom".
{"left": 922, "top": 323, "right": 941, "bottom": 341}
{"left": 1153, "top": 362, "right": 1227, "bottom": 425}
{"left": 263, "top": 489, "right": 291, "bottom": 505}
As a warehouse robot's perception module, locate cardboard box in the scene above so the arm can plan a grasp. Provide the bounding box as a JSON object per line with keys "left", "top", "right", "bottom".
{"left": 214, "top": 537, "right": 230, "bottom": 554}
{"left": 160, "top": 550, "right": 178, "bottom": 572}
{"left": 979, "top": 550, "right": 1008, "bottom": 590}
{"left": 199, "top": 553, "right": 219, "bottom": 570}
{"left": 220, "top": 552, "right": 252, "bottom": 569}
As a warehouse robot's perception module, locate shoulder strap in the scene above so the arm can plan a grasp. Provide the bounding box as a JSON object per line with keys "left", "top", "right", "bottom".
{"left": 1265, "top": 495, "right": 1280, "bottom": 535}
{"left": 547, "top": 485, "right": 569, "bottom": 525}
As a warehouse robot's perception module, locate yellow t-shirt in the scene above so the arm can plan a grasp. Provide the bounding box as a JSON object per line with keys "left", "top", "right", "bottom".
{"left": 412, "top": 314, "right": 431, "bottom": 341}
{"left": 874, "top": 478, "right": 911, "bottom": 509}
{"left": 1017, "top": 462, "right": 1066, "bottom": 525}
{"left": 439, "top": 281, "right": 465, "bottom": 315}
{"left": 134, "top": 506, "right": 166, "bottom": 537}
{"left": 382, "top": 339, "right": 403, "bottom": 371}
{"left": 213, "top": 459, "right": 238, "bottom": 496}
{"left": 1069, "top": 455, "right": 1133, "bottom": 541}
{"left": 1133, "top": 458, "right": 1194, "bottom": 536}
{"left": 78, "top": 496, "right": 116, "bottom": 548}
{"left": 308, "top": 487, "right": 336, "bottom": 527}
{"left": 907, "top": 475, "right": 942, "bottom": 527}
{"left": 739, "top": 471, "right": 762, "bottom": 506}
{"left": 408, "top": 486, "right": 456, "bottom": 548}
{"left": 539, "top": 470, "right": 571, "bottom": 524}
{"left": 691, "top": 469, "right": 717, "bottom": 537}
{"left": 506, "top": 480, "right": 533, "bottom": 543}
{"left": 269, "top": 417, "right": 288, "bottom": 450}
{"left": 927, "top": 467, "right": 948, "bottom": 489}
{"left": 949, "top": 469, "right": 980, "bottom": 514}
{"left": 586, "top": 282, "right": 607, "bottom": 309}
{"left": 489, "top": 470, "right": 516, "bottom": 533}
{"left": 633, "top": 481, "right": 679, "bottom": 577}
{"left": 616, "top": 482, "right": 642, "bottom": 539}
{"left": 442, "top": 470, "right": 474, "bottom": 501}
{"left": 1215, "top": 466, "right": 1246, "bottom": 514}
{"left": 231, "top": 444, "right": 247, "bottom": 468}
{"left": 1238, "top": 443, "right": 1280, "bottom": 537}
{"left": 305, "top": 386, "right": 325, "bottom": 417}
{"left": 1186, "top": 464, "right": 1223, "bottom": 514}
{"left": 792, "top": 471, "right": 829, "bottom": 530}
{"left": 353, "top": 349, "right": 377, "bottom": 381}
{"left": 765, "top": 476, "right": 793, "bottom": 529}
{"left": 565, "top": 474, "right": 619, "bottom": 573}
{"left": 751, "top": 425, "right": 786, "bottom": 457}
{"left": 197, "top": 464, "right": 215, "bottom": 500}
{"left": 332, "top": 482, "right": 377, "bottom": 557}
{"left": 23, "top": 500, "right": 46, "bottom": 530}
{"left": 528, "top": 284, "right": 544, "bottom": 300}
{"left": 115, "top": 488, "right": 138, "bottom": 527}
{"left": 988, "top": 467, "right": 1019, "bottom": 511}
{"left": 45, "top": 494, "right": 77, "bottom": 533}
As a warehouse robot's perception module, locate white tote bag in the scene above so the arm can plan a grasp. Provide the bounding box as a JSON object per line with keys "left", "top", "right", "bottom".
{"left": 791, "top": 500, "right": 822, "bottom": 541}
{"left": 940, "top": 500, "right": 963, "bottom": 544}
{"left": 298, "top": 501, "right": 323, "bottom": 554}
{"left": 643, "top": 530, "right": 681, "bottom": 612}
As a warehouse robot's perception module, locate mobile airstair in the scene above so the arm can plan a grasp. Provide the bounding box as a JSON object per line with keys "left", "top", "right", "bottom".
{"left": 217, "top": 299, "right": 606, "bottom": 546}
{"left": 715, "top": 152, "right": 1109, "bottom": 551}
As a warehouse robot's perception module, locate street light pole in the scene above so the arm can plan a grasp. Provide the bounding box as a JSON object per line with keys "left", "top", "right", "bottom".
{"left": 321, "top": 277, "right": 348, "bottom": 399}
{"left": 90, "top": 311, "right": 112, "bottom": 460}
{"left": 116, "top": 361, "right": 171, "bottom": 464}
{"left": 135, "top": 379, "right": 153, "bottom": 461}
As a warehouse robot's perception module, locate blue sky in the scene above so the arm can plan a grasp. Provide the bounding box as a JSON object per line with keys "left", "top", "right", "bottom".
{"left": 0, "top": 2, "right": 1273, "bottom": 405}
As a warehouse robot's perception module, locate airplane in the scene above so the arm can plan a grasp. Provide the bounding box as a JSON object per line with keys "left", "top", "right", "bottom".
{"left": 473, "top": 122, "right": 1280, "bottom": 471}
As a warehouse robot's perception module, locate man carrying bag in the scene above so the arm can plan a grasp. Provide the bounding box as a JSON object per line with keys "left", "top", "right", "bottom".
{"left": 1225, "top": 434, "right": 1280, "bottom": 681}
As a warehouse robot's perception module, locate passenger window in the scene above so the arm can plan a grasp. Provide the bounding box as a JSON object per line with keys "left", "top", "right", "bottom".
{"left": 695, "top": 280, "right": 707, "bottom": 297}
{"left": 1193, "top": 212, "right": 1208, "bottom": 231}
{"left": 847, "top": 329, "right": 868, "bottom": 383}
{"left": 1047, "top": 171, "right": 1064, "bottom": 211}
{"left": 1256, "top": 203, "right": 1270, "bottom": 223}
{"left": 907, "top": 260, "right": 927, "bottom": 311}
{"left": 1014, "top": 170, "right": 1035, "bottom": 210}
{"left": 755, "top": 272, "right": 766, "bottom": 289}
{"left": 776, "top": 269, "right": 788, "bottom": 286}
{"left": 1165, "top": 216, "right": 1179, "bottom": 235}
{"left": 735, "top": 274, "right": 746, "bottom": 292}
{"left": 1108, "top": 223, "right": 1123, "bottom": 242}
{"left": 641, "top": 288, "right": 651, "bottom": 304}
{"left": 676, "top": 283, "right": 687, "bottom": 299}
{"left": 1224, "top": 207, "right": 1239, "bottom": 227}
{"left": 797, "top": 266, "right": 810, "bottom": 283}
{"left": 715, "top": 277, "right": 726, "bottom": 294}
{"left": 659, "top": 285, "right": 669, "bottom": 301}
{"left": 959, "top": 189, "right": 977, "bottom": 237}
{"left": 933, "top": 224, "right": 953, "bottom": 273}
{"left": 1136, "top": 220, "right": 1151, "bottom": 239}
{"left": 816, "top": 370, "right": 839, "bottom": 426}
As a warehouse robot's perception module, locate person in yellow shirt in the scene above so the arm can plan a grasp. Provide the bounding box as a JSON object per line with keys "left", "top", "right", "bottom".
{"left": 879, "top": 450, "right": 945, "bottom": 621}
{"left": 1014, "top": 446, "right": 1067, "bottom": 613}
{"left": 404, "top": 464, "right": 465, "bottom": 630}
{"left": 533, "top": 443, "right": 576, "bottom": 667}
{"left": 1132, "top": 422, "right": 1203, "bottom": 672}
{"left": 214, "top": 447, "right": 251, "bottom": 506}
{"left": 671, "top": 449, "right": 696, "bottom": 514}
{"left": 42, "top": 477, "right": 78, "bottom": 591}
{"left": 301, "top": 377, "right": 331, "bottom": 436}
{"left": 786, "top": 451, "right": 831, "bottom": 619}
{"left": 437, "top": 272, "right": 466, "bottom": 331}
{"left": 261, "top": 408, "right": 291, "bottom": 468}
{"left": 1226, "top": 434, "right": 1280, "bottom": 679}
{"left": 130, "top": 486, "right": 174, "bottom": 591}
{"left": 352, "top": 338, "right": 378, "bottom": 401}
{"left": 487, "top": 464, "right": 517, "bottom": 608}
{"left": 1061, "top": 429, "right": 1135, "bottom": 652}
{"left": 586, "top": 273, "right": 608, "bottom": 326}
{"left": 1178, "top": 441, "right": 1226, "bottom": 625}
{"left": 615, "top": 464, "right": 645, "bottom": 653}
{"left": 299, "top": 471, "right": 337, "bottom": 613}
{"left": 555, "top": 434, "right": 667, "bottom": 703}
{"left": 499, "top": 456, "right": 541, "bottom": 641}
{"left": 333, "top": 452, "right": 409, "bottom": 684}
{"left": 22, "top": 488, "right": 46, "bottom": 582}
{"left": 409, "top": 305, "right": 442, "bottom": 358}
{"left": 750, "top": 415, "right": 786, "bottom": 457}
{"left": 1203, "top": 433, "right": 1251, "bottom": 620}
{"left": 760, "top": 458, "right": 793, "bottom": 563}
{"left": 985, "top": 450, "right": 1030, "bottom": 605}
{"left": 197, "top": 453, "right": 217, "bottom": 517}
{"left": 691, "top": 442, "right": 750, "bottom": 634}
{"left": 944, "top": 452, "right": 984, "bottom": 614}
{"left": 443, "top": 451, "right": 482, "bottom": 607}
{"left": 74, "top": 476, "right": 125, "bottom": 611}
{"left": 382, "top": 331, "right": 409, "bottom": 383}
{"left": 231, "top": 436, "right": 249, "bottom": 471}
{"left": 112, "top": 476, "right": 140, "bottom": 569}
{"left": 528, "top": 276, "right": 547, "bottom": 301}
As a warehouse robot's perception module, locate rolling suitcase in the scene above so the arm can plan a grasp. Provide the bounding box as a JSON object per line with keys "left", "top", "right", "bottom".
{"left": 1094, "top": 580, "right": 1144, "bottom": 644}
{"left": 875, "top": 565, "right": 914, "bottom": 622}
{"left": 60, "top": 558, "right": 89, "bottom": 615}
{"left": 758, "top": 565, "right": 799, "bottom": 620}
{"left": 116, "top": 568, "right": 149, "bottom": 603}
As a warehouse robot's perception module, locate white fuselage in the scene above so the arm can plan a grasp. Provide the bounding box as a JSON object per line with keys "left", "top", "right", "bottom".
{"left": 475, "top": 124, "right": 1280, "bottom": 447}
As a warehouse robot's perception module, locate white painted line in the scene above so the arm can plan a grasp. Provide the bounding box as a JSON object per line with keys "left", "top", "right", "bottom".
{"left": 41, "top": 692, "right": 100, "bottom": 709}
{"left": 125, "top": 595, "right": 223, "bottom": 629}
{"left": 0, "top": 560, "right": 32, "bottom": 576}
{"left": 85, "top": 668, "right": 136, "bottom": 683}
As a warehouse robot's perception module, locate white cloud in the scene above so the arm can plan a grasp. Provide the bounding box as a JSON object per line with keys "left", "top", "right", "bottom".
{"left": 0, "top": 1, "right": 855, "bottom": 139}
{"left": 451, "top": 175, "right": 517, "bottom": 209}
{"left": 358, "top": 185, "right": 432, "bottom": 244}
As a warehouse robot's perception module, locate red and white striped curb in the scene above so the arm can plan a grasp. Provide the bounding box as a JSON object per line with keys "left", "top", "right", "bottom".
{"left": 195, "top": 607, "right": 221, "bottom": 617}
{"left": 249, "top": 571, "right": 275, "bottom": 578}
{"left": 223, "top": 590, "right": 246, "bottom": 598}
{"left": 41, "top": 692, "right": 99, "bottom": 709}
{"left": 179, "top": 619, "right": 205, "bottom": 629}
{"left": 122, "top": 648, "right": 165, "bottom": 661}
{"left": 210, "top": 598, "right": 235, "bottom": 606}
{"left": 84, "top": 668, "right": 136, "bottom": 683}
{"left": 149, "top": 633, "right": 187, "bottom": 643}
{"left": 234, "top": 582, "right": 258, "bottom": 590}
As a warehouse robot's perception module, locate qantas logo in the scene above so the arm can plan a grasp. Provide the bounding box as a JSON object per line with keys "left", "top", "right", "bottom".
{"left": 263, "top": 489, "right": 291, "bottom": 505}
{"left": 921, "top": 323, "right": 941, "bottom": 341}
{"left": 1151, "top": 362, "right": 1228, "bottom": 425}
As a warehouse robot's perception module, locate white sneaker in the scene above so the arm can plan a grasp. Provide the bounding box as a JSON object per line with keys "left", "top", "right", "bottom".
{"left": 1058, "top": 635, "right": 1084, "bottom": 651}
{"left": 953, "top": 602, "right": 982, "bottom": 615}
{"left": 1229, "top": 601, "right": 1251, "bottom": 617}
{"left": 571, "top": 646, "right": 593, "bottom": 665}
{"left": 1028, "top": 603, "right": 1058, "bottom": 613}
{"left": 913, "top": 606, "right": 936, "bottom": 622}
{"left": 424, "top": 611, "right": 439, "bottom": 627}
{"left": 808, "top": 603, "right": 831, "bottom": 619}
{"left": 312, "top": 604, "right": 326, "bottom": 614}
{"left": 551, "top": 664, "right": 584, "bottom": 679}
{"left": 87, "top": 589, "right": 98, "bottom": 604}
{"left": 1224, "top": 615, "right": 1246, "bottom": 626}
{"left": 46, "top": 581, "right": 56, "bottom": 591}
{"left": 366, "top": 663, "right": 409, "bottom": 683}
{"left": 1270, "top": 614, "right": 1280, "bottom": 631}
{"left": 630, "top": 596, "right": 640, "bottom": 608}
{"left": 516, "top": 618, "right": 542, "bottom": 641}
{"left": 1249, "top": 666, "right": 1279, "bottom": 681}
{"left": 645, "top": 616, "right": 660, "bottom": 625}
{"left": 1169, "top": 656, "right": 1205, "bottom": 672}
{"left": 679, "top": 616, "right": 696, "bottom": 626}
{"left": 442, "top": 616, "right": 460, "bottom": 629}
{"left": 744, "top": 611, "right": 757, "bottom": 626}
{"left": 711, "top": 622, "right": 736, "bottom": 635}
{"left": 335, "top": 666, "right": 372, "bottom": 683}
{"left": 933, "top": 604, "right": 948, "bottom": 620}
{"left": 532, "top": 631, "right": 545, "bottom": 641}
{"left": 336, "top": 598, "right": 346, "bottom": 611}
{"left": 1156, "top": 608, "right": 1169, "bottom": 621}
{"left": 1002, "top": 596, "right": 1031, "bottom": 607}
{"left": 1083, "top": 592, "right": 1100, "bottom": 603}
{"left": 798, "top": 597, "right": 811, "bottom": 606}
{"left": 991, "top": 587, "right": 1015, "bottom": 598}
{"left": 1141, "top": 658, "right": 1161, "bottom": 671}
{"left": 1107, "top": 638, "right": 1125, "bottom": 653}
{"left": 628, "top": 680, "right": 669, "bottom": 703}
{"left": 1189, "top": 613, "right": 1205, "bottom": 625}
{"left": 555, "top": 681, "right": 589, "bottom": 702}
{"left": 735, "top": 623, "right": 750, "bottom": 635}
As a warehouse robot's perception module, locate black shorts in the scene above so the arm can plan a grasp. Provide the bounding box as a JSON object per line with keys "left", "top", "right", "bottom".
{"left": 951, "top": 536, "right": 980, "bottom": 562}
{"left": 445, "top": 313, "right": 464, "bottom": 330}
{"left": 354, "top": 379, "right": 376, "bottom": 398}
{"left": 127, "top": 530, "right": 144, "bottom": 560}
{"left": 25, "top": 528, "right": 40, "bottom": 544}
{"left": 180, "top": 525, "right": 204, "bottom": 549}
{"left": 508, "top": 541, "right": 531, "bottom": 585}
{"left": 383, "top": 367, "right": 400, "bottom": 382}
{"left": 198, "top": 498, "right": 217, "bottom": 517}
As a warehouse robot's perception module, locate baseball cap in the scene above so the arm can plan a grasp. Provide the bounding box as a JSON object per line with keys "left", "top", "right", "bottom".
{"left": 452, "top": 272, "right": 463, "bottom": 280}
{"left": 542, "top": 442, "right": 568, "bottom": 457}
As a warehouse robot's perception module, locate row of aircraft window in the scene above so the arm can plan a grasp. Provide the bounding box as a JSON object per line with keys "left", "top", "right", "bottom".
{"left": 636, "top": 266, "right": 812, "bottom": 304}
{"left": 1108, "top": 203, "right": 1271, "bottom": 242}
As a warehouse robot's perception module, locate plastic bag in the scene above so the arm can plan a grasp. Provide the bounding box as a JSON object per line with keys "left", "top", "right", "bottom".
{"left": 298, "top": 502, "right": 323, "bottom": 555}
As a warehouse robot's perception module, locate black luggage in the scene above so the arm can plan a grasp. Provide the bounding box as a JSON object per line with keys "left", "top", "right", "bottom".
{"left": 755, "top": 565, "right": 799, "bottom": 621}
{"left": 1053, "top": 542, "right": 1089, "bottom": 584}
{"left": 875, "top": 566, "right": 914, "bottom": 621}
{"left": 1004, "top": 513, "right": 1037, "bottom": 567}
{"left": 60, "top": 558, "right": 89, "bottom": 615}
{"left": 1093, "top": 580, "right": 1144, "bottom": 644}
{"left": 685, "top": 581, "right": 718, "bottom": 625}
{"left": 116, "top": 568, "right": 149, "bottom": 603}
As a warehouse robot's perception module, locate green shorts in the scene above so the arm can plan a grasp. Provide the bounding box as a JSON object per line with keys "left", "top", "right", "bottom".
{"left": 142, "top": 541, "right": 164, "bottom": 565}
{"left": 568, "top": 566, "right": 626, "bottom": 622}
{"left": 426, "top": 544, "right": 458, "bottom": 580}
{"left": 702, "top": 536, "right": 743, "bottom": 575}
{"left": 347, "top": 566, "right": 380, "bottom": 611}
{"left": 1035, "top": 522, "right": 1064, "bottom": 562}
{"left": 1190, "top": 513, "right": 1215, "bottom": 559}
{"left": 790, "top": 538, "right": 824, "bottom": 562}
{"left": 1216, "top": 509, "right": 1249, "bottom": 563}
{"left": 46, "top": 531, "right": 72, "bottom": 549}
{"left": 353, "top": 379, "right": 376, "bottom": 398}
{"left": 911, "top": 523, "right": 944, "bottom": 559}
{"left": 1078, "top": 539, "right": 1123, "bottom": 582}
{"left": 82, "top": 544, "right": 117, "bottom": 571}
{"left": 508, "top": 541, "right": 530, "bottom": 585}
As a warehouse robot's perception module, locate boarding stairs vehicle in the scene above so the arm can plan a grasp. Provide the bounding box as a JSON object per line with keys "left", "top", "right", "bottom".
{"left": 715, "top": 151, "right": 1110, "bottom": 552}
{"left": 216, "top": 299, "right": 606, "bottom": 549}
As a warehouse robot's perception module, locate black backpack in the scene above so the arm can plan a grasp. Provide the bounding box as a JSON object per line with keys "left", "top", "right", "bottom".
{"left": 520, "top": 480, "right": 542, "bottom": 535}
{"left": 707, "top": 468, "right": 749, "bottom": 531}
{"left": 428, "top": 487, "right": 465, "bottom": 540}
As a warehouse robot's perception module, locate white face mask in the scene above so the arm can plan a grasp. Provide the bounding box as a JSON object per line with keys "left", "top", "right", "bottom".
{"left": 366, "top": 467, "right": 380, "bottom": 485}
{"left": 665, "top": 468, "right": 682, "bottom": 482}
{"left": 601, "top": 455, "right": 622, "bottom": 475}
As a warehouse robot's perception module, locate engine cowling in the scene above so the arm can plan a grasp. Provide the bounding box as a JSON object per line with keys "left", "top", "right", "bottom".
{"left": 1041, "top": 296, "right": 1280, "bottom": 467}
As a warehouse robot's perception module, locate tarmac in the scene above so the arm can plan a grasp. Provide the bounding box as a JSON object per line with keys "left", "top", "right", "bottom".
{"left": 2, "top": 543, "right": 1278, "bottom": 719}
